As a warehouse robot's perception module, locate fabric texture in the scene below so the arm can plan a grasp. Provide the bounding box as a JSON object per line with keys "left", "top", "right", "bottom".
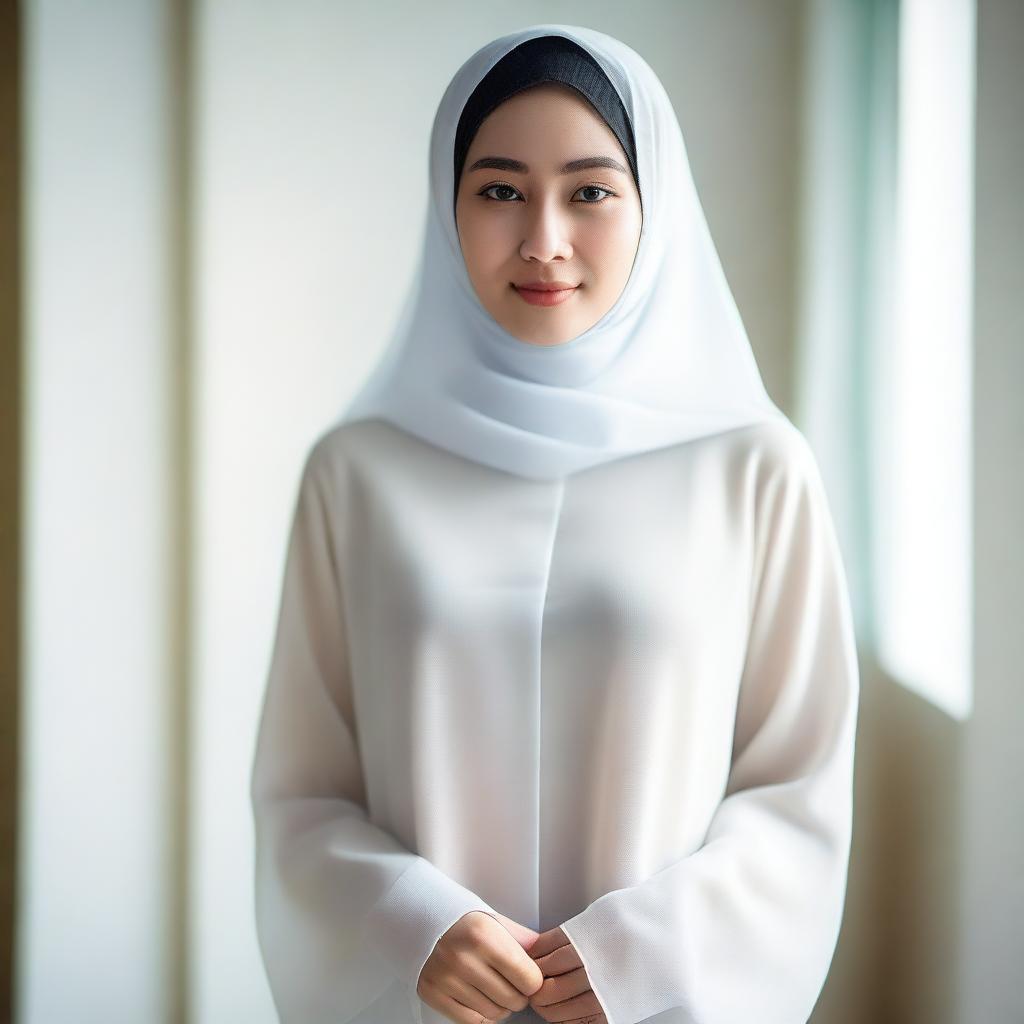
{"left": 335, "top": 23, "right": 790, "bottom": 481}
{"left": 250, "top": 416, "right": 860, "bottom": 1024}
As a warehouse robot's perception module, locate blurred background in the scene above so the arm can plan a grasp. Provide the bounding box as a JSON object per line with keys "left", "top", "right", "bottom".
{"left": 1, "top": 0, "right": 1021, "bottom": 1021}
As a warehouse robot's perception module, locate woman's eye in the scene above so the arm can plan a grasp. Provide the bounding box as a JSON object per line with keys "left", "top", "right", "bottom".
{"left": 481, "top": 183, "right": 521, "bottom": 202}
{"left": 573, "top": 185, "right": 614, "bottom": 203}
{"left": 478, "top": 183, "right": 616, "bottom": 203}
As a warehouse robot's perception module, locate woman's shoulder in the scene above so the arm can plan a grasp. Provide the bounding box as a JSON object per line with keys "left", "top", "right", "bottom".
{"left": 721, "top": 417, "right": 840, "bottom": 554}
{"left": 700, "top": 416, "right": 833, "bottom": 535}
{"left": 304, "top": 417, "right": 402, "bottom": 475}
{"left": 704, "top": 414, "right": 819, "bottom": 483}
{"left": 284, "top": 420, "right": 388, "bottom": 514}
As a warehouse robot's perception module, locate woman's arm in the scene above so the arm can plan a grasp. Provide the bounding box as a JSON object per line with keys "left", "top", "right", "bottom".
{"left": 250, "top": 440, "right": 498, "bottom": 1023}
{"left": 558, "top": 431, "right": 861, "bottom": 1024}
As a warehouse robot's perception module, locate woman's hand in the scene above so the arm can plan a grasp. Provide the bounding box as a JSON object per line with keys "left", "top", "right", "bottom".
{"left": 526, "top": 926, "right": 607, "bottom": 1023}
{"left": 487, "top": 910, "right": 543, "bottom": 954}
{"left": 416, "top": 910, "right": 545, "bottom": 1023}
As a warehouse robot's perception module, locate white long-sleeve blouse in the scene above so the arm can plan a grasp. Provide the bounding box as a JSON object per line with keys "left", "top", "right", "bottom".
{"left": 250, "top": 415, "right": 860, "bottom": 1024}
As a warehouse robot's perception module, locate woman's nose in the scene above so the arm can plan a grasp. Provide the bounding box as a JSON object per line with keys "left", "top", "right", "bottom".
{"left": 519, "top": 196, "right": 573, "bottom": 263}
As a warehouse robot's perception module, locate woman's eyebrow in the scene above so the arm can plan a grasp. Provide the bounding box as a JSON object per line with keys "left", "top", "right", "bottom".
{"left": 466, "top": 155, "right": 628, "bottom": 175}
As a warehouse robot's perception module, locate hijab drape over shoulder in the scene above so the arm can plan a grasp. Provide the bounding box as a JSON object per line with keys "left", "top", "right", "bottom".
{"left": 337, "top": 23, "right": 788, "bottom": 480}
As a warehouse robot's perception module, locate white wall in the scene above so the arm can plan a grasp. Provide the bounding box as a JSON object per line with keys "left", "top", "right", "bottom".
{"left": 963, "top": 0, "right": 1024, "bottom": 1018}
{"left": 19, "top": 1, "right": 176, "bottom": 1021}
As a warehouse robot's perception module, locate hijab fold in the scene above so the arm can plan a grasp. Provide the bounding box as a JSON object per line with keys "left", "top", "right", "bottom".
{"left": 336, "top": 23, "right": 788, "bottom": 481}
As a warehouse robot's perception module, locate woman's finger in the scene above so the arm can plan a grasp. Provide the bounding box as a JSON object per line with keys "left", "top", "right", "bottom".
{"left": 531, "top": 938, "right": 582, "bottom": 978}
{"left": 421, "top": 972, "right": 515, "bottom": 1024}
{"left": 528, "top": 926, "right": 572, "bottom": 960}
{"left": 530, "top": 988, "right": 605, "bottom": 1024}
{"left": 457, "top": 954, "right": 532, "bottom": 1015}
{"left": 528, "top": 964, "right": 592, "bottom": 1007}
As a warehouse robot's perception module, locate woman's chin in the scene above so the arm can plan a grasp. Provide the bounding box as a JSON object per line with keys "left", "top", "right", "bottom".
{"left": 497, "top": 311, "right": 584, "bottom": 347}
{"left": 508, "top": 328, "right": 578, "bottom": 347}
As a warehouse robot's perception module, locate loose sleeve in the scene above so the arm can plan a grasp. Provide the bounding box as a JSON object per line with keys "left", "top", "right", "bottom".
{"left": 250, "top": 442, "right": 500, "bottom": 1023}
{"left": 558, "top": 439, "right": 861, "bottom": 1024}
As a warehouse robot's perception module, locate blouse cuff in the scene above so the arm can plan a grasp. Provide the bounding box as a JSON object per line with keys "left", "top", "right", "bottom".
{"left": 559, "top": 897, "right": 646, "bottom": 1024}
{"left": 364, "top": 856, "right": 499, "bottom": 1001}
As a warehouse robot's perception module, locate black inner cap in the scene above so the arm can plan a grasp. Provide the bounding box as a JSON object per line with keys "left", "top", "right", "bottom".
{"left": 452, "top": 35, "right": 641, "bottom": 216}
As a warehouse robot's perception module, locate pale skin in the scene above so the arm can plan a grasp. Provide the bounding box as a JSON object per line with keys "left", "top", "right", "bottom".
{"left": 417, "top": 84, "right": 643, "bottom": 1023}
{"left": 455, "top": 82, "right": 643, "bottom": 347}
{"left": 416, "top": 910, "right": 607, "bottom": 1024}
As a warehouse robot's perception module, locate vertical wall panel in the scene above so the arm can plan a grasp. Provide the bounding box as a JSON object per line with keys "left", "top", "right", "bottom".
{"left": 965, "top": 0, "right": 1024, "bottom": 1018}
{"left": 0, "top": 1, "right": 23, "bottom": 1018}
{"left": 19, "top": 2, "right": 176, "bottom": 1020}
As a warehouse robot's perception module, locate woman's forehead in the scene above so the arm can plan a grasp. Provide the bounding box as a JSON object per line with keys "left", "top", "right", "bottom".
{"left": 466, "top": 89, "right": 626, "bottom": 153}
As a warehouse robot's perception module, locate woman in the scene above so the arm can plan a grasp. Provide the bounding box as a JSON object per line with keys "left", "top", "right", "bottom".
{"left": 250, "top": 24, "right": 860, "bottom": 1024}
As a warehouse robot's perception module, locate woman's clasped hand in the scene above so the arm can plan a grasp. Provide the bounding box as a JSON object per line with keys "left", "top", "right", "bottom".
{"left": 416, "top": 910, "right": 608, "bottom": 1023}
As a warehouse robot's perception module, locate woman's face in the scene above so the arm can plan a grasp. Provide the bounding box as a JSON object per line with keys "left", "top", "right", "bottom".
{"left": 455, "top": 83, "right": 643, "bottom": 347}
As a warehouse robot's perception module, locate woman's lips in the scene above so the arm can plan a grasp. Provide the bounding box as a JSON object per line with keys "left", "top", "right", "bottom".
{"left": 512, "top": 283, "right": 580, "bottom": 307}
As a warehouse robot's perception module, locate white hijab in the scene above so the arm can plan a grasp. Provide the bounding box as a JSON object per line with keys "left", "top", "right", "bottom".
{"left": 336, "top": 23, "right": 788, "bottom": 481}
